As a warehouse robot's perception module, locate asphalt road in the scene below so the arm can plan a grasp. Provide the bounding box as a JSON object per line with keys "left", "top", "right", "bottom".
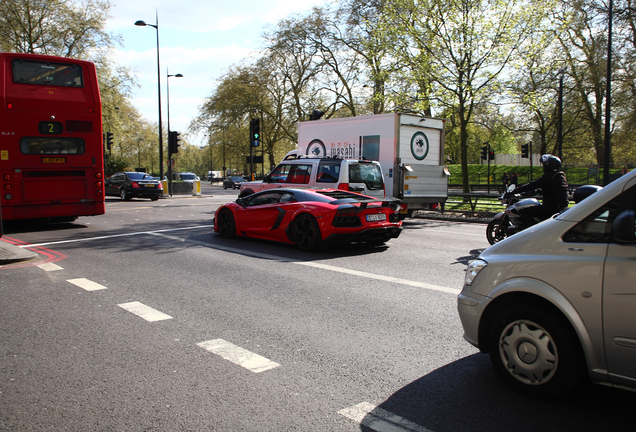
{"left": 1, "top": 187, "right": 634, "bottom": 431}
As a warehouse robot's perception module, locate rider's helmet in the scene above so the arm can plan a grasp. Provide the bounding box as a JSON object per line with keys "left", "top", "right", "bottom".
{"left": 541, "top": 154, "right": 562, "bottom": 173}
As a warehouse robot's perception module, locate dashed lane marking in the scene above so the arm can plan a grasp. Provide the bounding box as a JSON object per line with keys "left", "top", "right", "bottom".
{"left": 37, "top": 262, "right": 63, "bottom": 271}
{"left": 197, "top": 339, "right": 281, "bottom": 373}
{"left": 338, "top": 402, "right": 434, "bottom": 432}
{"left": 67, "top": 278, "right": 107, "bottom": 291}
{"left": 117, "top": 301, "right": 173, "bottom": 322}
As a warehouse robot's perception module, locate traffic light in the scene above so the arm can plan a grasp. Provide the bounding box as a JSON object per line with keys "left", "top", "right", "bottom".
{"left": 489, "top": 150, "right": 495, "bottom": 160}
{"left": 169, "top": 131, "right": 181, "bottom": 154}
{"left": 106, "top": 132, "right": 113, "bottom": 150}
{"left": 250, "top": 118, "right": 260, "bottom": 147}
{"left": 480, "top": 145, "right": 488, "bottom": 160}
{"left": 521, "top": 142, "right": 530, "bottom": 158}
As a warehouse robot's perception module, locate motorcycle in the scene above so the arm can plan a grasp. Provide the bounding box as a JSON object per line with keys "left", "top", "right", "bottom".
{"left": 486, "top": 185, "right": 541, "bottom": 245}
{"left": 486, "top": 183, "right": 604, "bottom": 245}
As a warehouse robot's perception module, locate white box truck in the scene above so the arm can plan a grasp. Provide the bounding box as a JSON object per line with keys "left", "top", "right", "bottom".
{"left": 297, "top": 113, "right": 449, "bottom": 217}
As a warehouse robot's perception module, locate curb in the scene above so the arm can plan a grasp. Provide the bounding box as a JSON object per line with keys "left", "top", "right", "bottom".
{"left": 0, "top": 239, "right": 38, "bottom": 265}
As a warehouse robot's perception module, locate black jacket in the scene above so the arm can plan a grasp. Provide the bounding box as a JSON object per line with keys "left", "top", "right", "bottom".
{"left": 515, "top": 170, "right": 569, "bottom": 211}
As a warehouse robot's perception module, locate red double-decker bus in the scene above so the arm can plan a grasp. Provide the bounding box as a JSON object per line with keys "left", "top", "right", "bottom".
{"left": 0, "top": 52, "right": 105, "bottom": 222}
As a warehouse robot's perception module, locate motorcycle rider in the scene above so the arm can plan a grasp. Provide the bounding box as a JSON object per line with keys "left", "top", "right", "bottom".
{"left": 513, "top": 154, "right": 569, "bottom": 225}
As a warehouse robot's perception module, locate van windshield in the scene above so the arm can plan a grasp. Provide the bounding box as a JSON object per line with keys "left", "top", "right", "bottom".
{"left": 349, "top": 163, "right": 384, "bottom": 190}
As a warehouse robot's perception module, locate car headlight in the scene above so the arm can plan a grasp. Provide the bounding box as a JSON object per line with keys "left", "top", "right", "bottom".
{"left": 464, "top": 259, "right": 487, "bottom": 286}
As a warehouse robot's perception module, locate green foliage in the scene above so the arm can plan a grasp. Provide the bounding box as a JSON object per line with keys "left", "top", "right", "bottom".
{"left": 104, "top": 155, "right": 129, "bottom": 176}
{"left": 0, "top": 0, "right": 114, "bottom": 57}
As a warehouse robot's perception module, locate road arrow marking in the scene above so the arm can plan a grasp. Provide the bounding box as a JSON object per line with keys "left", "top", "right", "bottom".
{"left": 339, "top": 402, "right": 434, "bottom": 432}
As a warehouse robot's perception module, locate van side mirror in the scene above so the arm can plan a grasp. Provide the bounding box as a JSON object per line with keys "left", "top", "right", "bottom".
{"left": 612, "top": 210, "right": 636, "bottom": 244}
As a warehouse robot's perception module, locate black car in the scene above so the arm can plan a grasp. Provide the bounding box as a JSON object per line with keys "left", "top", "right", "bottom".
{"left": 105, "top": 172, "right": 163, "bottom": 201}
{"left": 223, "top": 176, "right": 247, "bottom": 190}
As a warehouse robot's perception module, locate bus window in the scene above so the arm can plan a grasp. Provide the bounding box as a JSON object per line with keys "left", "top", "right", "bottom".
{"left": 20, "top": 137, "right": 85, "bottom": 155}
{"left": 12, "top": 59, "right": 84, "bottom": 87}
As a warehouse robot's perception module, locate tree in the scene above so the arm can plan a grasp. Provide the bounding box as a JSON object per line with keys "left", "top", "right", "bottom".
{"left": 0, "top": 0, "right": 114, "bottom": 58}
{"left": 389, "top": 0, "right": 549, "bottom": 192}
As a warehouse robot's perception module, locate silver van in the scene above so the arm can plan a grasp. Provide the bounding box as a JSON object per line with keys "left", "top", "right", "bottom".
{"left": 458, "top": 169, "right": 636, "bottom": 398}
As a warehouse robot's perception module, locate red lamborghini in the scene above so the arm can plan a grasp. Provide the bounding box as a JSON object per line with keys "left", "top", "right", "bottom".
{"left": 213, "top": 188, "right": 403, "bottom": 251}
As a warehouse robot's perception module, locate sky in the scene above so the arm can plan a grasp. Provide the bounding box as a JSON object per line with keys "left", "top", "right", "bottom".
{"left": 106, "top": 0, "right": 324, "bottom": 146}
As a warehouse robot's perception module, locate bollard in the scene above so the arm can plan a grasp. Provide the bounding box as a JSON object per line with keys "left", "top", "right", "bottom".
{"left": 192, "top": 180, "right": 201, "bottom": 196}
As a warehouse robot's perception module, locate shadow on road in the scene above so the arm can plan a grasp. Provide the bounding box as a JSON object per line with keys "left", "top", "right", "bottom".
{"left": 360, "top": 354, "right": 635, "bottom": 432}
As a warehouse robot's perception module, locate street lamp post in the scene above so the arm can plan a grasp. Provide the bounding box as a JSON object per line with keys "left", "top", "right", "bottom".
{"left": 166, "top": 70, "right": 183, "bottom": 196}
{"left": 135, "top": 12, "right": 164, "bottom": 181}
{"left": 137, "top": 137, "right": 144, "bottom": 169}
{"left": 166, "top": 70, "right": 183, "bottom": 134}
{"left": 557, "top": 67, "right": 566, "bottom": 161}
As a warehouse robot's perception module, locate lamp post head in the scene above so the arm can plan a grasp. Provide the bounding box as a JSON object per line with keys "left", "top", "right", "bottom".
{"left": 135, "top": 19, "right": 157, "bottom": 29}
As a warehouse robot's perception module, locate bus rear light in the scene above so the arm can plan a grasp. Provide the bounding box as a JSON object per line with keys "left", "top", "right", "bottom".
{"left": 4, "top": 184, "right": 11, "bottom": 191}
{"left": 95, "top": 181, "right": 102, "bottom": 187}
{"left": 3, "top": 174, "right": 10, "bottom": 181}
{"left": 7, "top": 103, "right": 13, "bottom": 110}
{"left": 131, "top": 182, "right": 140, "bottom": 188}
{"left": 95, "top": 190, "right": 102, "bottom": 196}
{"left": 5, "top": 193, "right": 12, "bottom": 200}
{"left": 95, "top": 172, "right": 102, "bottom": 179}
{"left": 338, "top": 183, "right": 349, "bottom": 191}
{"left": 88, "top": 107, "right": 94, "bottom": 113}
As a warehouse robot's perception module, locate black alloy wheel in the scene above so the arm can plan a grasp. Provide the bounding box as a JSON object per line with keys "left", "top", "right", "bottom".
{"left": 293, "top": 214, "right": 322, "bottom": 251}
{"left": 217, "top": 209, "right": 236, "bottom": 238}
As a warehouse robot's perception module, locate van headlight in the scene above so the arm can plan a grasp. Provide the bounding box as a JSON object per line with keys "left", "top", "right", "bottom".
{"left": 465, "top": 259, "right": 487, "bottom": 286}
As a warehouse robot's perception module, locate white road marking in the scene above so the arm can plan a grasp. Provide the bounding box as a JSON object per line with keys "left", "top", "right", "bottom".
{"left": 295, "top": 262, "right": 460, "bottom": 295}
{"left": 197, "top": 339, "right": 281, "bottom": 373}
{"left": 117, "top": 301, "right": 173, "bottom": 322}
{"left": 20, "top": 225, "right": 213, "bottom": 248}
{"left": 339, "top": 402, "right": 434, "bottom": 432}
{"left": 24, "top": 224, "right": 459, "bottom": 295}
{"left": 37, "top": 262, "right": 63, "bottom": 271}
{"left": 67, "top": 278, "right": 107, "bottom": 291}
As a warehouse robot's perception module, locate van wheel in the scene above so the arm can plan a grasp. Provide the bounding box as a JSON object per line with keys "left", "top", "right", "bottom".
{"left": 293, "top": 214, "right": 322, "bottom": 251}
{"left": 488, "top": 305, "right": 584, "bottom": 399}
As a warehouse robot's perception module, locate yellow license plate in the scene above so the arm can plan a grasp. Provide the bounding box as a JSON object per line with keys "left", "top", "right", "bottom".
{"left": 42, "top": 157, "right": 67, "bottom": 163}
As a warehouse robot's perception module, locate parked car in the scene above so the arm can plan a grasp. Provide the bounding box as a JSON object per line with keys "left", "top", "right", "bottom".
{"left": 214, "top": 188, "right": 402, "bottom": 251}
{"left": 105, "top": 172, "right": 163, "bottom": 201}
{"left": 238, "top": 156, "right": 385, "bottom": 199}
{"left": 223, "top": 176, "right": 247, "bottom": 189}
{"left": 457, "top": 168, "right": 636, "bottom": 399}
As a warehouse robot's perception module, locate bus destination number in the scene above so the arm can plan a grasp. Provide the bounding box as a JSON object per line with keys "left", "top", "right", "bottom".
{"left": 42, "top": 157, "right": 67, "bottom": 164}
{"left": 38, "top": 121, "right": 63, "bottom": 135}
